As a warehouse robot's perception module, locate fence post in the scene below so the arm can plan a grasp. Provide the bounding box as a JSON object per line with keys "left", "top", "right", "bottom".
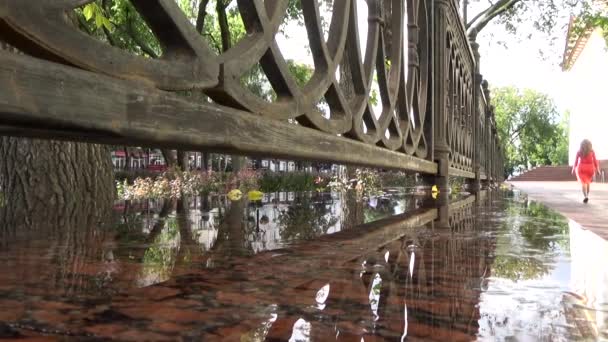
{"left": 467, "top": 37, "right": 482, "bottom": 193}
{"left": 482, "top": 81, "right": 492, "bottom": 188}
{"left": 428, "top": 0, "right": 450, "bottom": 198}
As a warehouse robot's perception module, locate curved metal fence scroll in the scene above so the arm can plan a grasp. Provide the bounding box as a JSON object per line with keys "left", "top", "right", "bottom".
{"left": 0, "top": 0, "right": 504, "bottom": 180}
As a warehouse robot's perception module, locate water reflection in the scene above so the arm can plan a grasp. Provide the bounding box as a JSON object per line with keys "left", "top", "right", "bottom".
{"left": 2, "top": 190, "right": 608, "bottom": 340}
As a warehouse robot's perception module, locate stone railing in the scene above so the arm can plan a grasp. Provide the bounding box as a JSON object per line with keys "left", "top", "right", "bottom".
{"left": 0, "top": 0, "right": 503, "bottom": 188}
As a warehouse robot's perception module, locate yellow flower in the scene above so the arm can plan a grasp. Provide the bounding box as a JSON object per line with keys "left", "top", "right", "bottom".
{"left": 431, "top": 185, "right": 439, "bottom": 193}
{"left": 247, "top": 190, "right": 264, "bottom": 201}
{"left": 227, "top": 189, "right": 243, "bottom": 201}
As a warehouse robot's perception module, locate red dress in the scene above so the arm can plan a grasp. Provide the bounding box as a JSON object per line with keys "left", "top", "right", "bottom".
{"left": 574, "top": 150, "right": 599, "bottom": 184}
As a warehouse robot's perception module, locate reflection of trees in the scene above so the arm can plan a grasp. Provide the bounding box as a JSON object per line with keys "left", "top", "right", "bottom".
{"left": 492, "top": 256, "right": 548, "bottom": 281}
{"left": 519, "top": 201, "right": 569, "bottom": 251}
{"left": 137, "top": 198, "right": 209, "bottom": 285}
{"left": 343, "top": 191, "right": 364, "bottom": 229}
{"left": 278, "top": 194, "right": 338, "bottom": 240}
{"left": 114, "top": 199, "right": 175, "bottom": 246}
{"left": 492, "top": 199, "right": 569, "bottom": 281}
{"left": 212, "top": 198, "right": 253, "bottom": 256}
{"left": 137, "top": 215, "right": 180, "bottom": 287}
{"left": 363, "top": 196, "right": 404, "bottom": 223}
{"left": 0, "top": 185, "right": 114, "bottom": 295}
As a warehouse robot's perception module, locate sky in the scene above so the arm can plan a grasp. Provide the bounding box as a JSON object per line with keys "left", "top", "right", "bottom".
{"left": 475, "top": 15, "right": 572, "bottom": 114}
{"left": 274, "top": 0, "right": 573, "bottom": 115}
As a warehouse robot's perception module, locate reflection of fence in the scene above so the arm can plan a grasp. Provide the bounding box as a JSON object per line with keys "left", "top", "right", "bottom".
{"left": 333, "top": 193, "right": 494, "bottom": 339}
{"left": 0, "top": 0, "right": 503, "bottom": 187}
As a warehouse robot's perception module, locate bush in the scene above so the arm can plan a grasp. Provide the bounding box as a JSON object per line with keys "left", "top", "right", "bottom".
{"left": 377, "top": 171, "right": 416, "bottom": 188}
{"left": 258, "top": 171, "right": 323, "bottom": 192}
{"left": 114, "top": 169, "right": 160, "bottom": 183}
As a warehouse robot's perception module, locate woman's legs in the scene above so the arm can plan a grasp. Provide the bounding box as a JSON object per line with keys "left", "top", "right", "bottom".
{"left": 582, "top": 184, "right": 587, "bottom": 197}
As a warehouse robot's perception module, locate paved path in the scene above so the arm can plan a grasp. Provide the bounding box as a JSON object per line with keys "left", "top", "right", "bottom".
{"left": 509, "top": 181, "right": 608, "bottom": 240}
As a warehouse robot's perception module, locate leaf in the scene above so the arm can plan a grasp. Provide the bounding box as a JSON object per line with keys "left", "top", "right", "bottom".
{"left": 101, "top": 17, "right": 114, "bottom": 31}
{"left": 83, "top": 4, "right": 94, "bottom": 20}
{"left": 95, "top": 14, "right": 104, "bottom": 29}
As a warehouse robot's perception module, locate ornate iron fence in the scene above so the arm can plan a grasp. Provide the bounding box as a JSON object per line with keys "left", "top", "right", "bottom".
{"left": 0, "top": 0, "right": 503, "bottom": 185}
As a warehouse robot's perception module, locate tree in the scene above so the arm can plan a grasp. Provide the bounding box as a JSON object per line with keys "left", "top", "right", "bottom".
{"left": 571, "top": 2, "right": 608, "bottom": 45}
{"left": 0, "top": 44, "right": 113, "bottom": 234}
{"left": 548, "top": 110, "right": 569, "bottom": 167}
{"left": 491, "top": 86, "right": 567, "bottom": 177}
{"left": 463, "top": 0, "right": 583, "bottom": 41}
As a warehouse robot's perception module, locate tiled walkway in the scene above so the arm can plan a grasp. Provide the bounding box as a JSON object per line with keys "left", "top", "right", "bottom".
{"left": 510, "top": 181, "right": 608, "bottom": 240}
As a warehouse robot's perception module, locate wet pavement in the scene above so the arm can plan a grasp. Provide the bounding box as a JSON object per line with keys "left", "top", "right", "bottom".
{"left": 510, "top": 181, "right": 608, "bottom": 240}
{"left": 1, "top": 190, "right": 608, "bottom": 341}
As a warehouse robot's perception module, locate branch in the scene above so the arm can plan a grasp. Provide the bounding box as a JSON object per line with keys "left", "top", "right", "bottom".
{"left": 216, "top": 0, "right": 232, "bottom": 52}
{"left": 75, "top": 14, "right": 94, "bottom": 35}
{"left": 467, "top": 0, "right": 521, "bottom": 39}
{"left": 204, "top": 33, "right": 222, "bottom": 52}
{"left": 196, "top": 0, "right": 212, "bottom": 34}
{"left": 507, "top": 121, "right": 528, "bottom": 146}
{"left": 103, "top": 26, "right": 121, "bottom": 47}
{"left": 466, "top": 5, "right": 492, "bottom": 29}
{"left": 125, "top": 9, "right": 159, "bottom": 58}
{"left": 100, "top": 0, "right": 120, "bottom": 47}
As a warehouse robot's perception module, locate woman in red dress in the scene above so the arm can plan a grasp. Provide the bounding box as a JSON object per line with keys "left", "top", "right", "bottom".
{"left": 572, "top": 139, "right": 600, "bottom": 203}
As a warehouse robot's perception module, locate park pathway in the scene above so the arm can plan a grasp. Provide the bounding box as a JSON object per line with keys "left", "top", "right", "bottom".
{"left": 510, "top": 181, "right": 608, "bottom": 240}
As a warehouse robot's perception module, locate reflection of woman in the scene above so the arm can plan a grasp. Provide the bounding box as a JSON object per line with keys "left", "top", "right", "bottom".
{"left": 572, "top": 139, "right": 600, "bottom": 203}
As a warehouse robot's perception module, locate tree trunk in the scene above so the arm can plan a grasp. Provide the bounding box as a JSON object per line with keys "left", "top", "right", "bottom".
{"left": 177, "top": 150, "right": 189, "bottom": 171}
{"left": 232, "top": 155, "right": 246, "bottom": 172}
{"left": 124, "top": 146, "right": 131, "bottom": 170}
{"left": 0, "top": 138, "right": 114, "bottom": 234}
{"left": 343, "top": 191, "right": 364, "bottom": 229}
{"left": 201, "top": 152, "right": 209, "bottom": 171}
{"left": 0, "top": 42, "right": 114, "bottom": 245}
{"left": 162, "top": 149, "right": 177, "bottom": 167}
{"left": 216, "top": 0, "right": 232, "bottom": 53}
{"left": 196, "top": 0, "right": 212, "bottom": 34}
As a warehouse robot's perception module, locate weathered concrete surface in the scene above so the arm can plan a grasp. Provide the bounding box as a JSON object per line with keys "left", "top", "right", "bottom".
{"left": 510, "top": 181, "right": 608, "bottom": 240}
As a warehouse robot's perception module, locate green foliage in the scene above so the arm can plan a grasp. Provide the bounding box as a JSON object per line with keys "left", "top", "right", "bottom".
{"left": 573, "top": 2, "right": 608, "bottom": 45}
{"left": 114, "top": 169, "right": 159, "bottom": 183}
{"left": 465, "top": 0, "right": 584, "bottom": 43}
{"left": 548, "top": 111, "right": 569, "bottom": 167}
{"left": 259, "top": 172, "right": 317, "bottom": 192}
{"left": 277, "top": 195, "right": 338, "bottom": 240}
{"left": 492, "top": 199, "right": 569, "bottom": 281}
{"left": 140, "top": 216, "right": 180, "bottom": 283}
{"left": 449, "top": 176, "right": 465, "bottom": 194}
{"left": 363, "top": 196, "right": 402, "bottom": 223}
{"left": 492, "top": 86, "right": 568, "bottom": 177}
{"left": 377, "top": 171, "right": 416, "bottom": 188}
{"left": 82, "top": 3, "right": 113, "bottom": 30}
{"left": 116, "top": 169, "right": 257, "bottom": 200}
{"left": 287, "top": 60, "right": 314, "bottom": 87}
{"left": 75, "top": 0, "right": 161, "bottom": 57}
{"left": 354, "top": 169, "right": 382, "bottom": 197}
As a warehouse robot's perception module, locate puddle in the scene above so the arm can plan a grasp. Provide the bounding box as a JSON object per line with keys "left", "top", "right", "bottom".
{"left": 0, "top": 190, "right": 607, "bottom": 340}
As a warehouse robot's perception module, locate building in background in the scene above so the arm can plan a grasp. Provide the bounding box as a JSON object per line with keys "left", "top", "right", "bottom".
{"left": 110, "top": 148, "right": 345, "bottom": 175}
{"left": 562, "top": 19, "right": 608, "bottom": 170}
